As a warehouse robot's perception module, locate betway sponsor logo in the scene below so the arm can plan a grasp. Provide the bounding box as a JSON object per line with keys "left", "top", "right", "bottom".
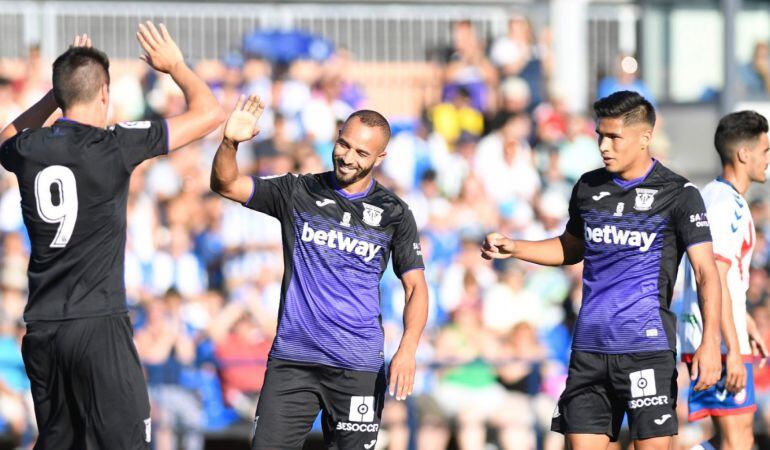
{"left": 628, "top": 396, "right": 669, "bottom": 410}
{"left": 584, "top": 224, "right": 657, "bottom": 252}
{"left": 336, "top": 422, "right": 380, "bottom": 432}
{"left": 301, "top": 222, "right": 382, "bottom": 262}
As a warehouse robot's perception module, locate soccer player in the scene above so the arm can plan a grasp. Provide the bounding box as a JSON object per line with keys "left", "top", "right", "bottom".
{"left": 679, "top": 110, "right": 770, "bottom": 450}
{"left": 481, "top": 90, "right": 722, "bottom": 450}
{"left": 210, "top": 96, "right": 428, "bottom": 449}
{"left": 0, "top": 24, "right": 224, "bottom": 449}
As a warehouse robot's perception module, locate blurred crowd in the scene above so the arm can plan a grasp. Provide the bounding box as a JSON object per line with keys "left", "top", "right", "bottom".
{"left": 1, "top": 16, "right": 770, "bottom": 450}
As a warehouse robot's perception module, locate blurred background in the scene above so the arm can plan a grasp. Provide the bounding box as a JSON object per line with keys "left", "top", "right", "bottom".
{"left": 2, "top": 0, "right": 770, "bottom": 449}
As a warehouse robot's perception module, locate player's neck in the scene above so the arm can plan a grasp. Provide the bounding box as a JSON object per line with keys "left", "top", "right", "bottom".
{"left": 720, "top": 167, "right": 749, "bottom": 195}
{"left": 62, "top": 105, "right": 105, "bottom": 129}
{"left": 335, "top": 174, "right": 374, "bottom": 196}
{"left": 617, "top": 157, "right": 655, "bottom": 181}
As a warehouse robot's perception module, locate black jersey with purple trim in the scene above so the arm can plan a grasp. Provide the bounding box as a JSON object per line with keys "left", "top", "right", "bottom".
{"left": 565, "top": 161, "right": 711, "bottom": 354}
{"left": 243, "top": 172, "right": 424, "bottom": 372}
{"left": 0, "top": 119, "right": 168, "bottom": 321}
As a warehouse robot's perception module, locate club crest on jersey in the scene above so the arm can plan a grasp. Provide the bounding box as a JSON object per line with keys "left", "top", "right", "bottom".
{"left": 362, "top": 203, "right": 383, "bottom": 226}
{"left": 634, "top": 188, "right": 658, "bottom": 211}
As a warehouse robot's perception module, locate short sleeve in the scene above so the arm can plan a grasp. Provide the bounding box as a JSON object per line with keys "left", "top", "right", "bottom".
{"left": 674, "top": 184, "right": 712, "bottom": 248}
{"left": 564, "top": 181, "right": 584, "bottom": 239}
{"left": 0, "top": 133, "right": 21, "bottom": 172}
{"left": 391, "top": 207, "right": 425, "bottom": 277}
{"left": 110, "top": 120, "right": 168, "bottom": 171}
{"left": 243, "top": 173, "right": 299, "bottom": 219}
{"left": 703, "top": 198, "right": 735, "bottom": 262}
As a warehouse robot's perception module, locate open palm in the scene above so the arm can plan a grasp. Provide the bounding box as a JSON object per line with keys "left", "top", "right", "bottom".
{"left": 224, "top": 95, "right": 265, "bottom": 143}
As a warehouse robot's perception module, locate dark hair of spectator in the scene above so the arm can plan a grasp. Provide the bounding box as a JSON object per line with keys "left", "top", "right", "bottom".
{"left": 714, "top": 110, "right": 769, "bottom": 165}
{"left": 52, "top": 46, "right": 110, "bottom": 110}
{"left": 345, "top": 110, "right": 391, "bottom": 142}
{"left": 593, "top": 90, "right": 656, "bottom": 128}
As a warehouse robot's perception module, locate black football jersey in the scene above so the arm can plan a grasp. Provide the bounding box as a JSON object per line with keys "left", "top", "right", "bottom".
{"left": 564, "top": 161, "right": 712, "bottom": 354}
{"left": 243, "top": 172, "right": 424, "bottom": 372}
{"left": 0, "top": 118, "right": 168, "bottom": 321}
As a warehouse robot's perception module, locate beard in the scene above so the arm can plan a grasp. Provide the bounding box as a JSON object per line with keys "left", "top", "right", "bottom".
{"left": 333, "top": 158, "right": 373, "bottom": 186}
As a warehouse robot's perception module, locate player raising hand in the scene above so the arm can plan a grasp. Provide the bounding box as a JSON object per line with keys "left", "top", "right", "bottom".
{"left": 0, "top": 23, "right": 223, "bottom": 449}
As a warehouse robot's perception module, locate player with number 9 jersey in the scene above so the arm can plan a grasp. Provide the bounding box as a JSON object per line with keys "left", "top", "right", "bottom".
{"left": 1, "top": 118, "right": 168, "bottom": 321}
{"left": 0, "top": 25, "right": 223, "bottom": 450}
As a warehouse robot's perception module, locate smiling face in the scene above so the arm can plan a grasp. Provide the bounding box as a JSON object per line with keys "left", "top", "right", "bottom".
{"left": 595, "top": 116, "right": 653, "bottom": 178}
{"left": 332, "top": 116, "right": 388, "bottom": 187}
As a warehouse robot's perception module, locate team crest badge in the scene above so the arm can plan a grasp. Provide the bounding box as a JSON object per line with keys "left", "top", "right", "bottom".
{"left": 633, "top": 188, "right": 657, "bottom": 211}
{"left": 362, "top": 203, "right": 383, "bottom": 226}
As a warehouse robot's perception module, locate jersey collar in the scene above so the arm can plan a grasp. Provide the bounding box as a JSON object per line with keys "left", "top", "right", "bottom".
{"left": 327, "top": 172, "right": 375, "bottom": 200}
{"left": 56, "top": 117, "right": 85, "bottom": 126}
{"left": 715, "top": 176, "right": 740, "bottom": 194}
{"left": 612, "top": 158, "right": 657, "bottom": 190}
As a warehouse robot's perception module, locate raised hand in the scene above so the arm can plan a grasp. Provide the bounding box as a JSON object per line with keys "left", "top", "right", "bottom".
{"left": 72, "top": 33, "right": 92, "bottom": 48}
{"left": 224, "top": 95, "right": 266, "bottom": 144}
{"left": 136, "top": 21, "right": 184, "bottom": 74}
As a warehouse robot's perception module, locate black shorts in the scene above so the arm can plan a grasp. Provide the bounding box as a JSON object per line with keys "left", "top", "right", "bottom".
{"left": 252, "top": 358, "right": 386, "bottom": 450}
{"left": 22, "top": 314, "right": 151, "bottom": 450}
{"left": 551, "top": 350, "right": 677, "bottom": 441}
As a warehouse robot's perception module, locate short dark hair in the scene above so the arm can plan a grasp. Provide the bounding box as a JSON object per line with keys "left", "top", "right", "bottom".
{"left": 345, "top": 109, "right": 391, "bottom": 142}
{"left": 714, "top": 110, "right": 769, "bottom": 164}
{"left": 593, "top": 90, "right": 656, "bottom": 128}
{"left": 52, "top": 46, "right": 110, "bottom": 110}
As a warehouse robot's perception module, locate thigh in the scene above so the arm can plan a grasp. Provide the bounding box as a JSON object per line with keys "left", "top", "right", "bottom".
{"left": 62, "top": 315, "right": 151, "bottom": 450}
{"left": 610, "top": 351, "right": 678, "bottom": 441}
{"left": 319, "top": 365, "right": 386, "bottom": 450}
{"left": 22, "top": 323, "right": 78, "bottom": 450}
{"left": 551, "top": 351, "right": 622, "bottom": 442}
{"left": 252, "top": 359, "right": 322, "bottom": 450}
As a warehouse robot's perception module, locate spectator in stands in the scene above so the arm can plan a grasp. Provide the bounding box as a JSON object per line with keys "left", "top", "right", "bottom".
{"left": 442, "top": 20, "right": 498, "bottom": 112}
{"left": 597, "top": 53, "right": 655, "bottom": 104}
{"left": 741, "top": 42, "right": 770, "bottom": 99}
{"left": 474, "top": 113, "right": 540, "bottom": 205}
{"left": 214, "top": 311, "right": 271, "bottom": 420}
{"left": 0, "top": 317, "right": 32, "bottom": 445}
{"left": 135, "top": 290, "right": 203, "bottom": 450}
{"left": 431, "top": 86, "right": 484, "bottom": 148}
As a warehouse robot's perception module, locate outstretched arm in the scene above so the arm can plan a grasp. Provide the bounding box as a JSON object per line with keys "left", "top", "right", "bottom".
{"left": 0, "top": 34, "right": 92, "bottom": 145}
{"left": 136, "top": 22, "right": 224, "bottom": 151}
{"left": 211, "top": 95, "right": 266, "bottom": 203}
{"left": 389, "top": 269, "right": 428, "bottom": 401}
{"left": 481, "top": 231, "right": 584, "bottom": 266}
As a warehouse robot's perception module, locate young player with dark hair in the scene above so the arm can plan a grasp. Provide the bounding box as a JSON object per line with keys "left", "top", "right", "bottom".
{"left": 482, "top": 91, "right": 722, "bottom": 450}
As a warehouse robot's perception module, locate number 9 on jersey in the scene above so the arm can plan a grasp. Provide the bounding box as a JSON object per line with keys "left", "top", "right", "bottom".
{"left": 34, "top": 165, "right": 78, "bottom": 248}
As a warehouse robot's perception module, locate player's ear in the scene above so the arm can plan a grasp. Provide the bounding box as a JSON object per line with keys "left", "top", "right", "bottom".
{"left": 374, "top": 150, "right": 387, "bottom": 167}
{"left": 100, "top": 83, "right": 109, "bottom": 106}
{"left": 736, "top": 146, "right": 749, "bottom": 164}
{"left": 640, "top": 127, "right": 652, "bottom": 149}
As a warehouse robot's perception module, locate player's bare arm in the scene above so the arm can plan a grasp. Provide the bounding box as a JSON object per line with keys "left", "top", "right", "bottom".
{"left": 747, "top": 313, "right": 768, "bottom": 367}
{"left": 136, "top": 21, "right": 225, "bottom": 150}
{"left": 0, "top": 34, "right": 92, "bottom": 145}
{"left": 687, "top": 242, "right": 724, "bottom": 391}
{"left": 210, "top": 95, "right": 266, "bottom": 203}
{"left": 716, "top": 259, "right": 748, "bottom": 392}
{"left": 481, "top": 231, "right": 584, "bottom": 266}
{"left": 389, "top": 269, "right": 428, "bottom": 401}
